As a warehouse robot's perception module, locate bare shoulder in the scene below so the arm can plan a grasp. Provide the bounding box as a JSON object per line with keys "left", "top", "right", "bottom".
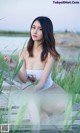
{"left": 47, "top": 52, "right": 55, "bottom": 62}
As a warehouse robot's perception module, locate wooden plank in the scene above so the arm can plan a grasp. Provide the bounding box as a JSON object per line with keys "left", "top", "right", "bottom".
{"left": 0, "top": 81, "right": 80, "bottom": 131}
{"left": 1, "top": 118, "right": 80, "bottom": 131}
{"left": 1, "top": 108, "right": 80, "bottom": 120}
{"left": 0, "top": 110, "right": 80, "bottom": 131}
{"left": 1, "top": 109, "right": 80, "bottom": 127}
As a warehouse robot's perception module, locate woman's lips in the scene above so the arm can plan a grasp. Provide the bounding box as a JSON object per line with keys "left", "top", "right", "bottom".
{"left": 32, "top": 35, "right": 38, "bottom": 38}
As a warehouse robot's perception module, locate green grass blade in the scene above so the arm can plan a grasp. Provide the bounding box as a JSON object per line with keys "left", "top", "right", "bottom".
{"left": 12, "top": 58, "right": 24, "bottom": 79}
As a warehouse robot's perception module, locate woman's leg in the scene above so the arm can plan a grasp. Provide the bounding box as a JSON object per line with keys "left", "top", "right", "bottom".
{"left": 40, "top": 84, "right": 69, "bottom": 118}
{"left": 27, "top": 94, "right": 40, "bottom": 133}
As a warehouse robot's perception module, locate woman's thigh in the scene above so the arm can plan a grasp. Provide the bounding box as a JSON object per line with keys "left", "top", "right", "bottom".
{"left": 40, "top": 84, "right": 69, "bottom": 115}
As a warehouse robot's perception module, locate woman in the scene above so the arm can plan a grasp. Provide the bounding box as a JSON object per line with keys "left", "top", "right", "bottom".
{"left": 4, "top": 16, "right": 68, "bottom": 127}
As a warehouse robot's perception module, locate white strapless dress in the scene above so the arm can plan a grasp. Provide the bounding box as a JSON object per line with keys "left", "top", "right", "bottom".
{"left": 27, "top": 69, "right": 53, "bottom": 90}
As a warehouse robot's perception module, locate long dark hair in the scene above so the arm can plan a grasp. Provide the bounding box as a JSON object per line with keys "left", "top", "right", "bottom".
{"left": 27, "top": 16, "right": 60, "bottom": 61}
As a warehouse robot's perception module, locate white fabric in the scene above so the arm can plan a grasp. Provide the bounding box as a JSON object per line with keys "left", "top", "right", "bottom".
{"left": 26, "top": 69, "right": 53, "bottom": 90}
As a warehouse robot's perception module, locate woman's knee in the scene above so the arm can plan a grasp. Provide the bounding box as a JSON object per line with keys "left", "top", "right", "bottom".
{"left": 55, "top": 101, "right": 66, "bottom": 114}
{"left": 41, "top": 99, "right": 66, "bottom": 115}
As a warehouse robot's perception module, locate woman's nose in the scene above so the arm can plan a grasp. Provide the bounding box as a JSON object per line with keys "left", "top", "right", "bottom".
{"left": 34, "top": 28, "right": 38, "bottom": 33}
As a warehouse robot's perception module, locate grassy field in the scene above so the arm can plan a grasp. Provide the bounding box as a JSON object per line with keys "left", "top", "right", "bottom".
{"left": 52, "top": 59, "right": 80, "bottom": 103}
{"left": 0, "top": 53, "right": 80, "bottom": 133}
{"left": 0, "top": 31, "right": 30, "bottom": 37}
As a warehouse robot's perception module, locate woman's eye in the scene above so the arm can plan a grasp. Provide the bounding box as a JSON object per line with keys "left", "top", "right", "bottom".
{"left": 39, "top": 28, "right": 42, "bottom": 31}
{"left": 32, "top": 26, "right": 35, "bottom": 29}
{"left": 31, "top": 26, "right": 42, "bottom": 31}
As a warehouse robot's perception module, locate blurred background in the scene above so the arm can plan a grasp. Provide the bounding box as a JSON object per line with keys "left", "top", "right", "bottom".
{"left": 0, "top": 0, "right": 80, "bottom": 62}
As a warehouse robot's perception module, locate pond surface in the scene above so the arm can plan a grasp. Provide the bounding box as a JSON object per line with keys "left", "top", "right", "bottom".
{"left": 0, "top": 36, "right": 80, "bottom": 62}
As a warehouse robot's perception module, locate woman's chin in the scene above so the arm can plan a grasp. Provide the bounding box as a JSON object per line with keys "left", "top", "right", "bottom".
{"left": 32, "top": 38, "right": 38, "bottom": 41}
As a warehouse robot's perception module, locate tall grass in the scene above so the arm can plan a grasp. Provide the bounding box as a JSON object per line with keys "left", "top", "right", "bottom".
{"left": 0, "top": 48, "right": 26, "bottom": 133}
{"left": 0, "top": 51, "right": 80, "bottom": 132}
{"left": 52, "top": 59, "right": 80, "bottom": 101}
{"left": 0, "top": 43, "right": 35, "bottom": 133}
{"left": 52, "top": 59, "right": 80, "bottom": 132}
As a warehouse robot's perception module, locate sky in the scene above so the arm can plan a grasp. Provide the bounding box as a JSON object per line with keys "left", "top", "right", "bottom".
{"left": 0, "top": 0, "right": 80, "bottom": 32}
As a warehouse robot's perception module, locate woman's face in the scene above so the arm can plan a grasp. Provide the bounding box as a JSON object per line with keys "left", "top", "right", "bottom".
{"left": 31, "top": 20, "right": 43, "bottom": 42}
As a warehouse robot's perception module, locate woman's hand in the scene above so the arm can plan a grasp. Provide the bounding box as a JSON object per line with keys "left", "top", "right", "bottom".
{"left": 27, "top": 75, "right": 36, "bottom": 83}
{"left": 4, "top": 55, "right": 16, "bottom": 68}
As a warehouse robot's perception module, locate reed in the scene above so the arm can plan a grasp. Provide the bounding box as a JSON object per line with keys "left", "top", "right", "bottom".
{"left": 0, "top": 51, "right": 80, "bottom": 133}
{"left": 52, "top": 59, "right": 80, "bottom": 132}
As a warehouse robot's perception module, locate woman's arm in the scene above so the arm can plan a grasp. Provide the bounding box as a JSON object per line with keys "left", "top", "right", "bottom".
{"left": 4, "top": 50, "right": 28, "bottom": 83}
{"left": 34, "top": 54, "right": 55, "bottom": 91}
{"left": 17, "top": 50, "right": 28, "bottom": 83}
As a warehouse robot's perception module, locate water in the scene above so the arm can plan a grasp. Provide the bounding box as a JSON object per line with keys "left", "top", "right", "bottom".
{"left": 0, "top": 36, "right": 80, "bottom": 62}
{"left": 0, "top": 36, "right": 28, "bottom": 55}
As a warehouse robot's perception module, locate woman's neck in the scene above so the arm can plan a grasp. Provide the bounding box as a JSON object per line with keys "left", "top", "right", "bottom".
{"left": 34, "top": 41, "right": 42, "bottom": 50}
